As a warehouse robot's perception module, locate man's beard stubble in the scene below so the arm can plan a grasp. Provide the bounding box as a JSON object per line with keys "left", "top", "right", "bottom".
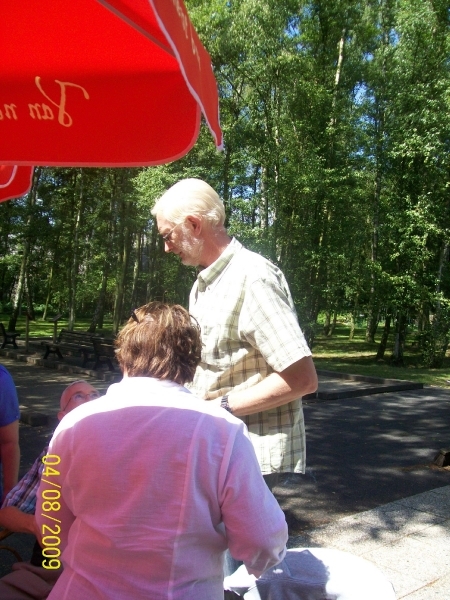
{"left": 179, "top": 224, "right": 204, "bottom": 267}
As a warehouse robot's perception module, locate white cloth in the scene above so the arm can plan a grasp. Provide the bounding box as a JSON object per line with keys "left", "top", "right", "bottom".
{"left": 224, "top": 548, "right": 396, "bottom": 600}
{"left": 36, "top": 377, "right": 287, "bottom": 600}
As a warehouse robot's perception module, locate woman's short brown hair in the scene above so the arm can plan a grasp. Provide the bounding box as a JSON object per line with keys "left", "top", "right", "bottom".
{"left": 115, "top": 302, "right": 202, "bottom": 384}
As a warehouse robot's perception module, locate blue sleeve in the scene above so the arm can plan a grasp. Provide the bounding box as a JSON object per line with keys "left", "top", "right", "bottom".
{"left": 0, "top": 365, "right": 20, "bottom": 426}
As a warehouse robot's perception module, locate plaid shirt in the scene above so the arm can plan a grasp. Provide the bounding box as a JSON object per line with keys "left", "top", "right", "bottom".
{"left": 2, "top": 446, "right": 47, "bottom": 513}
{"left": 189, "top": 238, "right": 311, "bottom": 474}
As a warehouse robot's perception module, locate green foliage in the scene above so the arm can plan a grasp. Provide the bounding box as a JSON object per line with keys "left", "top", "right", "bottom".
{"left": 0, "top": 0, "right": 449, "bottom": 364}
{"left": 313, "top": 321, "right": 450, "bottom": 388}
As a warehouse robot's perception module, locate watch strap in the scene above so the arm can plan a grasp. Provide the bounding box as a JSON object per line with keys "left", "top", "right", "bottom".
{"left": 220, "top": 394, "right": 233, "bottom": 414}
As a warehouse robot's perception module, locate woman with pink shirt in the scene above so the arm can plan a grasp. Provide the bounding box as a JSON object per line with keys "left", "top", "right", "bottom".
{"left": 36, "top": 302, "right": 287, "bottom": 600}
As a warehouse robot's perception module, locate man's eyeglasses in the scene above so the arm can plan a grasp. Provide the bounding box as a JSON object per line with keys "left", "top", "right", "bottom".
{"left": 62, "top": 390, "right": 100, "bottom": 412}
{"left": 160, "top": 222, "right": 182, "bottom": 243}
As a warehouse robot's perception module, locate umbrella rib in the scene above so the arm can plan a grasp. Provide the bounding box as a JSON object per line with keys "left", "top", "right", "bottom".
{"left": 97, "top": 0, "right": 176, "bottom": 58}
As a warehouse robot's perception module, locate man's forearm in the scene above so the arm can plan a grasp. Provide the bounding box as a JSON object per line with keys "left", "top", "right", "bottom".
{"left": 216, "top": 356, "right": 318, "bottom": 417}
{"left": 0, "top": 506, "right": 38, "bottom": 535}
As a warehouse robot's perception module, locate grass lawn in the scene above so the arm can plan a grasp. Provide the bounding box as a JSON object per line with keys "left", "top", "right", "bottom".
{"left": 312, "top": 322, "right": 450, "bottom": 389}
{"left": 0, "top": 313, "right": 115, "bottom": 339}
{"left": 2, "top": 313, "right": 449, "bottom": 389}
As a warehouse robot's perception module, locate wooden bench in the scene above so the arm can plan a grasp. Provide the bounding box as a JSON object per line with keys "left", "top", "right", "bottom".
{"left": 0, "top": 323, "right": 21, "bottom": 349}
{"left": 92, "top": 338, "right": 117, "bottom": 372}
{"left": 41, "top": 329, "right": 95, "bottom": 367}
{"left": 42, "top": 330, "right": 116, "bottom": 371}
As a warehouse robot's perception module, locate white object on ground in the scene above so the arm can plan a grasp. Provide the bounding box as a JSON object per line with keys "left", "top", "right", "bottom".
{"left": 224, "top": 547, "right": 396, "bottom": 600}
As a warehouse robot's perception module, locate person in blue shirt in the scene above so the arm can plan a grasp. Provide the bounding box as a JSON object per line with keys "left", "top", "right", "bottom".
{"left": 0, "top": 365, "right": 20, "bottom": 502}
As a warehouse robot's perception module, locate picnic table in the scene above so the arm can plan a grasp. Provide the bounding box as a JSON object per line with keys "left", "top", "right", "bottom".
{"left": 91, "top": 338, "right": 116, "bottom": 371}
{"left": 0, "top": 323, "right": 21, "bottom": 349}
{"left": 41, "top": 329, "right": 116, "bottom": 371}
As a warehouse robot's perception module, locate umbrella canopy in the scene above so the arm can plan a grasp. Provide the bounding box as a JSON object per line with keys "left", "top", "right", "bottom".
{"left": 0, "top": 0, "right": 222, "bottom": 201}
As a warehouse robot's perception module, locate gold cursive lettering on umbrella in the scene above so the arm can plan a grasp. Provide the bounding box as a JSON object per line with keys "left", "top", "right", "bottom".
{"left": 33, "top": 77, "right": 90, "bottom": 128}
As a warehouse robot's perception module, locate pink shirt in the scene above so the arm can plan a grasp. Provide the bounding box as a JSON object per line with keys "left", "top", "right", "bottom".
{"left": 36, "top": 377, "right": 287, "bottom": 600}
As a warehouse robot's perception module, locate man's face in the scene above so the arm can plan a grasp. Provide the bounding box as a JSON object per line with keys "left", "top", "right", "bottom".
{"left": 157, "top": 215, "right": 204, "bottom": 267}
{"left": 59, "top": 382, "right": 100, "bottom": 417}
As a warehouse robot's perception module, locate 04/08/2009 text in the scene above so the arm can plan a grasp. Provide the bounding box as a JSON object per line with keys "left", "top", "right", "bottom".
{"left": 40, "top": 454, "right": 62, "bottom": 570}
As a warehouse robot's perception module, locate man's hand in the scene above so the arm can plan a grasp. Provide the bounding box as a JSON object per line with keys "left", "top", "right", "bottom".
{"left": 216, "top": 356, "right": 318, "bottom": 417}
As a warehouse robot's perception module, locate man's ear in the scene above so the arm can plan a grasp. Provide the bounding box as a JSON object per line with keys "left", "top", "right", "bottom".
{"left": 185, "top": 215, "right": 202, "bottom": 237}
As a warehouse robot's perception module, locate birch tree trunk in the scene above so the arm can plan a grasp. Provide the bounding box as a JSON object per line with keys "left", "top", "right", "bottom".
{"left": 68, "top": 169, "right": 85, "bottom": 331}
{"left": 8, "top": 168, "right": 41, "bottom": 331}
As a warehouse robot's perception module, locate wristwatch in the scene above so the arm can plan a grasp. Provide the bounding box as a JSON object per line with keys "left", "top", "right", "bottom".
{"left": 220, "top": 394, "right": 233, "bottom": 414}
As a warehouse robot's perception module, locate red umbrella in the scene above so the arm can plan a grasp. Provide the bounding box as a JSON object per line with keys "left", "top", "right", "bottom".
{"left": 0, "top": 0, "right": 222, "bottom": 201}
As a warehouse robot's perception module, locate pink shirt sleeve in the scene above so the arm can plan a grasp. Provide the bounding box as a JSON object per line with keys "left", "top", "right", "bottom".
{"left": 219, "top": 421, "right": 288, "bottom": 576}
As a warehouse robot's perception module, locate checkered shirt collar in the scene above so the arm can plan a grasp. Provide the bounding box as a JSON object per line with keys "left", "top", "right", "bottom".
{"left": 197, "top": 237, "right": 242, "bottom": 292}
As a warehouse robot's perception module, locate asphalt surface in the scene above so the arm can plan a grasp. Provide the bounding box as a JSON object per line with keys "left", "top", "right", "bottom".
{"left": 0, "top": 353, "right": 449, "bottom": 580}
{"left": 279, "top": 387, "right": 450, "bottom": 533}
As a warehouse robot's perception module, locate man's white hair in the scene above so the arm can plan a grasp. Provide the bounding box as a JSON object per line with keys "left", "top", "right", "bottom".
{"left": 151, "top": 178, "right": 225, "bottom": 228}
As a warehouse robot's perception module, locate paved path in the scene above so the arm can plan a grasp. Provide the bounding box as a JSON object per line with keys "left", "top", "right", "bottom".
{"left": 0, "top": 354, "right": 449, "bottom": 597}
{"left": 288, "top": 485, "right": 450, "bottom": 598}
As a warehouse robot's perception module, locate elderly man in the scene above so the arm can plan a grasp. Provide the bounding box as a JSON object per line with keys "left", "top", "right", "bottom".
{"left": 152, "top": 178, "right": 318, "bottom": 489}
{"left": 0, "top": 380, "right": 100, "bottom": 600}
{"left": 0, "top": 365, "right": 20, "bottom": 502}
